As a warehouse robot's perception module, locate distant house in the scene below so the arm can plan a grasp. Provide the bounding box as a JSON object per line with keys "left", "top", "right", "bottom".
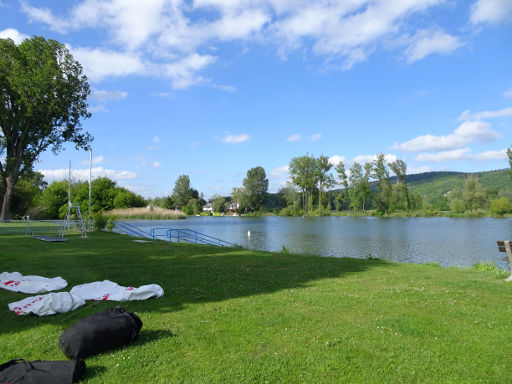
{"left": 226, "top": 202, "right": 239, "bottom": 214}
{"left": 203, "top": 203, "right": 214, "bottom": 215}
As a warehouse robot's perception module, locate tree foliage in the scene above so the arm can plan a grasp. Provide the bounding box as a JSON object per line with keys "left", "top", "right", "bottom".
{"left": 0, "top": 36, "right": 92, "bottom": 219}
{"left": 372, "top": 154, "right": 392, "bottom": 214}
{"left": 212, "top": 195, "right": 226, "bottom": 214}
{"left": 172, "top": 175, "right": 197, "bottom": 209}
{"left": 242, "top": 166, "right": 268, "bottom": 212}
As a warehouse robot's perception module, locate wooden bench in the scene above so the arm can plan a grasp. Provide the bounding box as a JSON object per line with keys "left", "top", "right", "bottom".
{"left": 497, "top": 241, "right": 512, "bottom": 281}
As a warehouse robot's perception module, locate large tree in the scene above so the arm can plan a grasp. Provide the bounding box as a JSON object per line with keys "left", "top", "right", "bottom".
{"left": 0, "top": 36, "right": 92, "bottom": 219}
{"left": 316, "top": 155, "right": 334, "bottom": 209}
{"left": 171, "top": 175, "right": 192, "bottom": 209}
{"left": 243, "top": 166, "right": 268, "bottom": 211}
{"left": 389, "top": 159, "right": 410, "bottom": 211}
{"left": 372, "top": 154, "right": 392, "bottom": 214}
{"left": 289, "top": 155, "right": 317, "bottom": 212}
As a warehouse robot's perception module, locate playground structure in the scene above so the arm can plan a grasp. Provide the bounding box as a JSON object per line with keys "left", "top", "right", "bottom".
{"left": 60, "top": 160, "right": 88, "bottom": 238}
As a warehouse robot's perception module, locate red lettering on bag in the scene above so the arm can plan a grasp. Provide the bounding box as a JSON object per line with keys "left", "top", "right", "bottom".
{"left": 3, "top": 280, "right": 20, "bottom": 286}
{"left": 101, "top": 294, "right": 110, "bottom": 301}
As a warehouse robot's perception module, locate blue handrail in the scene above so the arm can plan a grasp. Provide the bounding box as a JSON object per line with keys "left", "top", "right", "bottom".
{"left": 116, "top": 221, "right": 152, "bottom": 239}
{"left": 115, "top": 221, "right": 239, "bottom": 247}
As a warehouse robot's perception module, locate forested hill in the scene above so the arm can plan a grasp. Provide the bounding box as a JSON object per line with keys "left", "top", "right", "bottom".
{"left": 405, "top": 169, "right": 511, "bottom": 198}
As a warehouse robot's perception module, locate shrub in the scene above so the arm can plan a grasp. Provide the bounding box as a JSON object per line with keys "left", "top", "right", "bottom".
{"left": 449, "top": 198, "right": 465, "bottom": 213}
{"left": 490, "top": 197, "right": 510, "bottom": 216}
{"left": 93, "top": 211, "right": 107, "bottom": 231}
{"left": 107, "top": 216, "right": 117, "bottom": 231}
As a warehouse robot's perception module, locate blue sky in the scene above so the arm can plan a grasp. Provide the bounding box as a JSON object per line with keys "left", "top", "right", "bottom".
{"left": 1, "top": 0, "right": 511, "bottom": 199}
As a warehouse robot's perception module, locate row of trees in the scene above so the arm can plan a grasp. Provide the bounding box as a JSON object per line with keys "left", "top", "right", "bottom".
{"left": 3, "top": 173, "right": 146, "bottom": 219}
{"left": 285, "top": 153, "right": 415, "bottom": 215}
{"left": 161, "top": 153, "right": 512, "bottom": 217}
{"left": 150, "top": 174, "right": 207, "bottom": 215}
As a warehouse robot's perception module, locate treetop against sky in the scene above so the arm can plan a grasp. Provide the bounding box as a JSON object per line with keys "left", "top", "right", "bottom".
{"left": 0, "top": 0, "right": 511, "bottom": 198}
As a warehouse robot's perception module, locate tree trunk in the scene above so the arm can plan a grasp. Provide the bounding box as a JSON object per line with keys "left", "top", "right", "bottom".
{"left": 0, "top": 176, "right": 15, "bottom": 220}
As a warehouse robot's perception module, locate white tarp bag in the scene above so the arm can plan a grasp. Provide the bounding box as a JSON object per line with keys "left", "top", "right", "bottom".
{"left": 8, "top": 280, "right": 164, "bottom": 316}
{"left": 0, "top": 272, "right": 67, "bottom": 294}
{"left": 8, "top": 292, "right": 85, "bottom": 316}
{"left": 70, "top": 280, "right": 164, "bottom": 301}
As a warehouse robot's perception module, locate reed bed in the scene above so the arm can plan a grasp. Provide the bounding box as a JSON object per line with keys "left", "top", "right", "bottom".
{"left": 106, "top": 206, "right": 186, "bottom": 220}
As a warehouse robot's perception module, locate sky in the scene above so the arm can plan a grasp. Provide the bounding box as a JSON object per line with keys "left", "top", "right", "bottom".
{"left": 1, "top": 0, "right": 511, "bottom": 199}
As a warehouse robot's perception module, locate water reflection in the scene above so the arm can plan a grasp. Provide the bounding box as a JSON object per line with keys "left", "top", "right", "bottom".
{"left": 130, "top": 216, "right": 512, "bottom": 269}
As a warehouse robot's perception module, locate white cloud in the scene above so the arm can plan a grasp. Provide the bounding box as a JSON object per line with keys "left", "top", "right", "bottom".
{"left": 164, "top": 53, "right": 216, "bottom": 89}
{"left": 220, "top": 133, "right": 250, "bottom": 144}
{"left": 505, "top": 87, "right": 512, "bottom": 99}
{"left": 20, "top": 0, "right": 457, "bottom": 89}
{"left": 152, "top": 161, "right": 162, "bottom": 168}
{"left": 80, "top": 155, "right": 104, "bottom": 165}
{"left": 153, "top": 136, "right": 160, "bottom": 143}
{"left": 311, "top": 134, "right": 322, "bottom": 141}
{"left": 471, "top": 0, "right": 512, "bottom": 24}
{"left": 88, "top": 105, "right": 110, "bottom": 113}
{"left": 21, "top": 1, "right": 71, "bottom": 33}
{"left": 71, "top": 46, "right": 146, "bottom": 82}
{"left": 416, "top": 148, "right": 472, "bottom": 162}
{"left": 416, "top": 148, "right": 506, "bottom": 162}
{"left": 394, "top": 120, "right": 500, "bottom": 152}
{"left": 0, "top": 28, "right": 29, "bottom": 44}
{"left": 352, "top": 154, "right": 398, "bottom": 164}
{"left": 454, "top": 120, "right": 500, "bottom": 141}
{"left": 269, "top": 165, "right": 291, "bottom": 191}
{"left": 273, "top": 0, "right": 447, "bottom": 68}
{"left": 190, "top": 141, "right": 200, "bottom": 148}
{"left": 471, "top": 149, "right": 507, "bottom": 162}
{"left": 211, "top": 84, "right": 237, "bottom": 93}
{"left": 328, "top": 155, "right": 345, "bottom": 166}
{"left": 119, "top": 184, "right": 154, "bottom": 198}
{"left": 404, "top": 28, "right": 463, "bottom": 64}
{"left": 407, "top": 165, "right": 433, "bottom": 174}
{"left": 270, "top": 165, "right": 289, "bottom": 179}
{"left": 457, "top": 107, "right": 512, "bottom": 121}
{"left": 39, "top": 167, "right": 137, "bottom": 182}
{"left": 286, "top": 133, "right": 302, "bottom": 142}
{"left": 90, "top": 89, "right": 128, "bottom": 102}
{"left": 151, "top": 92, "right": 174, "bottom": 98}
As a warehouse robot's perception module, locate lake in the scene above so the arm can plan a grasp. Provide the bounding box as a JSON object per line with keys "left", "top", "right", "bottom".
{"left": 127, "top": 216, "right": 512, "bottom": 270}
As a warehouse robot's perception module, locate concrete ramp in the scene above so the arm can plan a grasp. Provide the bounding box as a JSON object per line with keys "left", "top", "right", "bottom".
{"left": 31, "top": 235, "right": 68, "bottom": 242}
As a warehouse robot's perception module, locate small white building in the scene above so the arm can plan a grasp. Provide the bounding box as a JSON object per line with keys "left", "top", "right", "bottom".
{"left": 203, "top": 203, "right": 214, "bottom": 215}
{"left": 226, "top": 202, "right": 239, "bottom": 214}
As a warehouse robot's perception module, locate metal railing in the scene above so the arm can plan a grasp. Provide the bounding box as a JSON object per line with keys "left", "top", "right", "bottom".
{"left": 115, "top": 221, "right": 152, "bottom": 239}
{"left": 116, "top": 221, "right": 239, "bottom": 247}
{"left": 0, "top": 219, "right": 84, "bottom": 236}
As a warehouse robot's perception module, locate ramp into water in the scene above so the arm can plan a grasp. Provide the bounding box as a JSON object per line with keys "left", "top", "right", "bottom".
{"left": 115, "top": 221, "right": 240, "bottom": 247}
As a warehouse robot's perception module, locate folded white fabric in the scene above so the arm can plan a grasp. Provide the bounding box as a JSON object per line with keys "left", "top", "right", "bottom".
{"left": 8, "top": 280, "right": 164, "bottom": 316}
{"left": 70, "top": 280, "right": 164, "bottom": 301}
{"left": 8, "top": 292, "right": 85, "bottom": 316}
{"left": 0, "top": 272, "right": 67, "bottom": 294}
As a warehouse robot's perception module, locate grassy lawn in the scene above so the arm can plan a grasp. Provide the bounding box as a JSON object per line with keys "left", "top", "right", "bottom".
{"left": 1, "top": 232, "right": 511, "bottom": 383}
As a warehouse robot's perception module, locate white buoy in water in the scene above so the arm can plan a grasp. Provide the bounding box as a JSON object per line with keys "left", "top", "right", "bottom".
{"left": 247, "top": 230, "right": 251, "bottom": 237}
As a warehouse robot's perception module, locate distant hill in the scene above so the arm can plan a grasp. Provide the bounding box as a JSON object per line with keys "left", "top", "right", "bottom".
{"left": 405, "top": 169, "right": 512, "bottom": 199}
{"left": 325, "top": 169, "right": 512, "bottom": 200}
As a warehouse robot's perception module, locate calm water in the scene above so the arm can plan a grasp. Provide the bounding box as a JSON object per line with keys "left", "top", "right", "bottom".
{"left": 128, "top": 216, "right": 512, "bottom": 269}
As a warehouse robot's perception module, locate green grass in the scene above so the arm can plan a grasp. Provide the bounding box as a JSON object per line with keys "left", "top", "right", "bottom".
{"left": 1, "top": 232, "right": 511, "bottom": 383}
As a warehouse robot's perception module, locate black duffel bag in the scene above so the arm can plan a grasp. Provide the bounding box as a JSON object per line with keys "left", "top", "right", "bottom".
{"left": 59, "top": 306, "right": 143, "bottom": 359}
{"left": 0, "top": 358, "right": 86, "bottom": 384}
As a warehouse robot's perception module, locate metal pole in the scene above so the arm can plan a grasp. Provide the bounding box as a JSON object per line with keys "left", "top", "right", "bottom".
{"left": 68, "top": 160, "right": 71, "bottom": 206}
{"left": 89, "top": 149, "right": 92, "bottom": 231}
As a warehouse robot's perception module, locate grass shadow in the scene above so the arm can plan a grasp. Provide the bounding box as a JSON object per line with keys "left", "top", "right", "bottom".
{"left": 0, "top": 232, "right": 393, "bottom": 335}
